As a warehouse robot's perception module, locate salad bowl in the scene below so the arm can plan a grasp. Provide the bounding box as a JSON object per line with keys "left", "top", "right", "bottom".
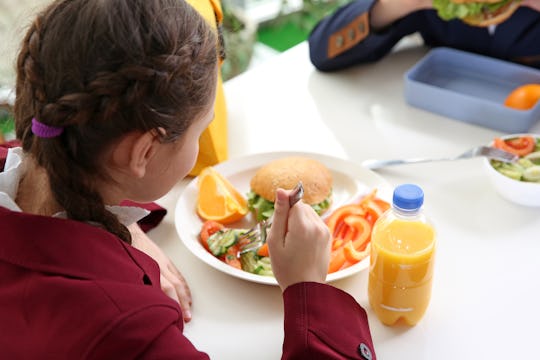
{"left": 483, "top": 134, "right": 540, "bottom": 207}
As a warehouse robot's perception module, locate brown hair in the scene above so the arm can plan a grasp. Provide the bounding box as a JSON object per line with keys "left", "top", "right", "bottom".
{"left": 14, "top": 0, "right": 218, "bottom": 243}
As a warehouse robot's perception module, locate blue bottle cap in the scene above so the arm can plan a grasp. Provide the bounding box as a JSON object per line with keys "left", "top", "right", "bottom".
{"left": 393, "top": 184, "right": 424, "bottom": 210}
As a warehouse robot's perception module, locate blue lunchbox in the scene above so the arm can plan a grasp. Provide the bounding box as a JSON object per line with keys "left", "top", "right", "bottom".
{"left": 404, "top": 47, "right": 540, "bottom": 133}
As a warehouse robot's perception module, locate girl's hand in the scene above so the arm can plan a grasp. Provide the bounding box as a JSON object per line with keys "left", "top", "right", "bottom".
{"left": 267, "top": 189, "right": 331, "bottom": 292}
{"left": 128, "top": 223, "right": 193, "bottom": 322}
{"left": 522, "top": 0, "right": 540, "bottom": 12}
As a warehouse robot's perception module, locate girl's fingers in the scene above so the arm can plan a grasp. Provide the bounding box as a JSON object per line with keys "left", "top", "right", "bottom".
{"left": 267, "top": 189, "right": 290, "bottom": 249}
{"left": 167, "top": 263, "right": 193, "bottom": 322}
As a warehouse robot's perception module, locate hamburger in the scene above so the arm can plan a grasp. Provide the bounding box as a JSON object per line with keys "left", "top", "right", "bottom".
{"left": 247, "top": 156, "right": 333, "bottom": 221}
{"left": 433, "top": 0, "right": 521, "bottom": 27}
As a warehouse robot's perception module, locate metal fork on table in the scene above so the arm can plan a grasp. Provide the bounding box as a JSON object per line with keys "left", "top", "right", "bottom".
{"left": 237, "top": 181, "right": 304, "bottom": 256}
{"left": 362, "top": 145, "right": 519, "bottom": 170}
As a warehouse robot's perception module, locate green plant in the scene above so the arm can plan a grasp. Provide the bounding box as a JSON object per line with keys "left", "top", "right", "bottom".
{"left": 221, "top": 6, "right": 257, "bottom": 81}
{"left": 283, "top": 0, "right": 351, "bottom": 33}
{"left": 0, "top": 104, "right": 14, "bottom": 142}
{"left": 258, "top": 0, "right": 351, "bottom": 52}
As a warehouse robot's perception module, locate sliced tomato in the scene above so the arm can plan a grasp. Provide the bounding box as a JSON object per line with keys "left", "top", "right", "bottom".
{"left": 493, "top": 136, "right": 536, "bottom": 157}
{"left": 221, "top": 244, "right": 242, "bottom": 270}
{"left": 200, "top": 220, "right": 224, "bottom": 252}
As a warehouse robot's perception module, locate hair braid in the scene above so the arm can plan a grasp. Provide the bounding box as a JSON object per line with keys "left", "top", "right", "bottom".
{"left": 46, "top": 157, "right": 133, "bottom": 243}
{"left": 14, "top": 0, "right": 217, "bottom": 243}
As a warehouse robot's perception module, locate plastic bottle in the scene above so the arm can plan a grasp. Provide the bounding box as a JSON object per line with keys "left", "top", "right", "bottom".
{"left": 368, "top": 184, "right": 436, "bottom": 326}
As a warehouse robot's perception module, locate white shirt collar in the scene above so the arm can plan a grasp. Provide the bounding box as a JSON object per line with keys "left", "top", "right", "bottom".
{"left": 0, "top": 147, "right": 149, "bottom": 226}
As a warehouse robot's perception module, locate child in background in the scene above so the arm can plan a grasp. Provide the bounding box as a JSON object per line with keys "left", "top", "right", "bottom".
{"left": 308, "top": 0, "right": 540, "bottom": 72}
{"left": 0, "top": 0, "right": 376, "bottom": 358}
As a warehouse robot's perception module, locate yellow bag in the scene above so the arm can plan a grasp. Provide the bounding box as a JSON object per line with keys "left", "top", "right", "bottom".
{"left": 187, "top": 0, "right": 228, "bottom": 176}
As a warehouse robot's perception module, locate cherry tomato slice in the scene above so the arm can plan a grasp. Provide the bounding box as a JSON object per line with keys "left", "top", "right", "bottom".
{"left": 200, "top": 220, "right": 224, "bottom": 251}
{"left": 493, "top": 136, "right": 535, "bottom": 157}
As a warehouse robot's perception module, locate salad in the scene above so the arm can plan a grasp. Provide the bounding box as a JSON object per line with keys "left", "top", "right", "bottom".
{"left": 490, "top": 135, "right": 540, "bottom": 183}
{"left": 199, "top": 220, "right": 273, "bottom": 276}
{"left": 198, "top": 189, "right": 391, "bottom": 277}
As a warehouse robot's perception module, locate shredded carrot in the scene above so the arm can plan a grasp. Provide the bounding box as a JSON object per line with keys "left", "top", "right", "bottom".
{"left": 256, "top": 243, "right": 269, "bottom": 257}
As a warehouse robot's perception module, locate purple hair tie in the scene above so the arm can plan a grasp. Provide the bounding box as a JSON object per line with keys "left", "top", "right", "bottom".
{"left": 31, "top": 118, "right": 64, "bottom": 138}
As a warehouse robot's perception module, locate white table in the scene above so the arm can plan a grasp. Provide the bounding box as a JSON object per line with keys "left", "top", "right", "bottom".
{"left": 152, "top": 39, "right": 540, "bottom": 359}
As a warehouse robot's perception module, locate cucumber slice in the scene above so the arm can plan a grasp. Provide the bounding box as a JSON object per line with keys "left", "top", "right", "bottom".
{"left": 208, "top": 229, "right": 241, "bottom": 256}
{"left": 523, "top": 166, "right": 540, "bottom": 182}
{"left": 517, "top": 158, "right": 535, "bottom": 168}
{"left": 525, "top": 151, "right": 540, "bottom": 165}
{"left": 240, "top": 251, "right": 273, "bottom": 276}
{"left": 498, "top": 168, "right": 523, "bottom": 181}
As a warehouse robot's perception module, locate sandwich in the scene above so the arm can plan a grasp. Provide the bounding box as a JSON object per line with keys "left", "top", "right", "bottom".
{"left": 433, "top": 0, "right": 521, "bottom": 27}
{"left": 247, "top": 156, "right": 333, "bottom": 221}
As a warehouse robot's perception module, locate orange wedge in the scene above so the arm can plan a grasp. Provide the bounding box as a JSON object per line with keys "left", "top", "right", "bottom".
{"left": 196, "top": 167, "right": 248, "bottom": 224}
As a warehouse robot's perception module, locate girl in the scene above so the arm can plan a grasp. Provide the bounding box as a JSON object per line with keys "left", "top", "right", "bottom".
{"left": 0, "top": 0, "right": 376, "bottom": 358}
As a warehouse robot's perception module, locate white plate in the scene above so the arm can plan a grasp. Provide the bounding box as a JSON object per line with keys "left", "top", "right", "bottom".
{"left": 175, "top": 151, "right": 393, "bottom": 286}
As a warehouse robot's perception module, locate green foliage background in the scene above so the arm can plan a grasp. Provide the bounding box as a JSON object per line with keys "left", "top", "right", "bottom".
{"left": 258, "top": 0, "right": 351, "bottom": 52}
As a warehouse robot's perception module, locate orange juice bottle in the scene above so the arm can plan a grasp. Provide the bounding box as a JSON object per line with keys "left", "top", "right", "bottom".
{"left": 368, "top": 184, "right": 435, "bottom": 326}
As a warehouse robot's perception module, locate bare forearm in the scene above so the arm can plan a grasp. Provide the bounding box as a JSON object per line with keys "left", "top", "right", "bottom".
{"left": 370, "top": 0, "right": 433, "bottom": 30}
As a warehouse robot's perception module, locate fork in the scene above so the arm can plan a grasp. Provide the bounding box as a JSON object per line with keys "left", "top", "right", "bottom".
{"left": 362, "top": 145, "right": 519, "bottom": 170}
{"left": 237, "top": 181, "right": 304, "bottom": 256}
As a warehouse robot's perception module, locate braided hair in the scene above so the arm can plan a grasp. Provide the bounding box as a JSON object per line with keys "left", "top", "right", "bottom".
{"left": 14, "top": 0, "right": 218, "bottom": 243}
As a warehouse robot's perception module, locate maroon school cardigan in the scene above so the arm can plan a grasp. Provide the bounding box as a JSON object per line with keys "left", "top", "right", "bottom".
{"left": 0, "top": 145, "right": 376, "bottom": 359}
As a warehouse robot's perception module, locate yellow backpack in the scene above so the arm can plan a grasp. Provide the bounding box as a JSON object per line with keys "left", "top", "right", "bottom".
{"left": 186, "top": 0, "right": 228, "bottom": 176}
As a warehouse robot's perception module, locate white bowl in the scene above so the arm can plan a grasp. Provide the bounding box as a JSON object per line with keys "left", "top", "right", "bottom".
{"left": 483, "top": 133, "right": 540, "bottom": 207}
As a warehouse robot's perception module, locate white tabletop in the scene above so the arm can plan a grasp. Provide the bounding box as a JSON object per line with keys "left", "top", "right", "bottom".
{"left": 152, "top": 38, "right": 540, "bottom": 359}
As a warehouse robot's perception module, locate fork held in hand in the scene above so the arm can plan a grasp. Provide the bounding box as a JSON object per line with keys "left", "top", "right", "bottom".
{"left": 362, "top": 145, "right": 518, "bottom": 170}
{"left": 237, "top": 181, "right": 304, "bottom": 256}
{"left": 287, "top": 181, "right": 305, "bottom": 207}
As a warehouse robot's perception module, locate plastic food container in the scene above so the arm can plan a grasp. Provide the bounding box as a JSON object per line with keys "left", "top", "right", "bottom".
{"left": 404, "top": 47, "right": 540, "bottom": 133}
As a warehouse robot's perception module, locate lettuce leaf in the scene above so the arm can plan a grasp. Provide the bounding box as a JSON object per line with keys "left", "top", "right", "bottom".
{"left": 311, "top": 196, "right": 331, "bottom": 215}
{"left": 247, "top": 190, "right": 332, "bottom": 221}
{"left": 247, "top": 191, "right": 276, "bottom": 221}
{"left": 432, "top": 0, "right": 512, "bottom": 20}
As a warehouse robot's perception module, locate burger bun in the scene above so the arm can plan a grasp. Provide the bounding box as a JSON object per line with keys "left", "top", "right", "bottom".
{"left": 462, "top": 0, "right": 521, "bottom": 27}
{"left": 250, "top": 156, "right": 333, "bottom": 205}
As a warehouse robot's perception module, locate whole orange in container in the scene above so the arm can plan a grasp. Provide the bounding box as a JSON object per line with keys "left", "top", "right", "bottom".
{"left": 196, "top": 167, "right": 248, "bottom": 224}
{"left": 504, "top": 84, "right": 540, "bottom": 110}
